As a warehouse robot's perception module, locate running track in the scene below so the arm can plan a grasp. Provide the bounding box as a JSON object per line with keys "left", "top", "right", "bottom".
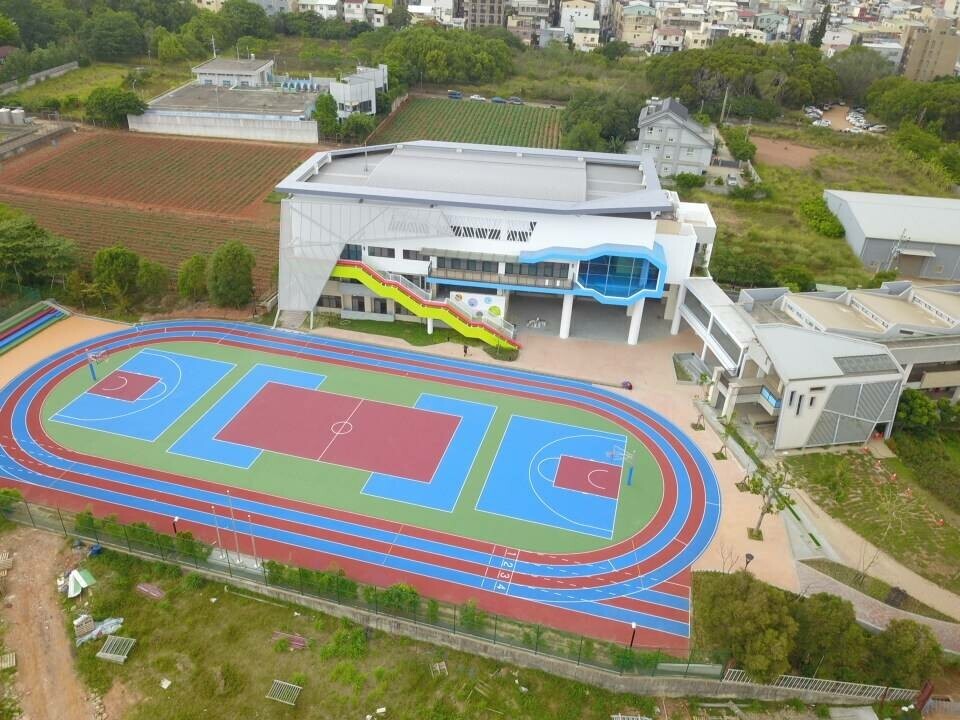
{"left": 0, "top": 321, "right": 721, "bottom": 649}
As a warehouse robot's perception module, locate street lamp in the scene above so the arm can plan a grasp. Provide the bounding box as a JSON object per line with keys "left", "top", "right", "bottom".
{"left": 210, "top": 505, "right": 225, "bottom": 559}
{"left": 744, "top": 553, "right": 755, "bottom": 571}
{"left": 172, "top": 516, "right": 179, "bottom": 536}
{"left": 629, "top": 621, "right": 637, "bottom": 649}
{"left": 247, "top": 513, "right": 260, "bottom": 568}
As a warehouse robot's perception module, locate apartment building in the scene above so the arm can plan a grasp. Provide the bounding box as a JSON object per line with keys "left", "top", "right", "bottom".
{"left": 507, "top": 0, "right": 553, "bottom": 44}
{"left": 275, "top": 142, "right": 717, "bottom": 346}
{"left": 635, "top": 97, "right": 713, "bottom": 177}
{"left": 652, "top": 25, "right": 685, "bottom": 51}
{"left": 463, "top": 0, "right": 507, "bottom": 27}
{"left": 573, "top": 18, "right": 602, "bottom": 48}
{"left": 900, "top": 16, "right": 960, "bottom": 81}
{"left": 297, "top": 0, "right": 342, "bottom": 17}
{"left": 560, "top": 0, "right": 597, "bottom": 36}
{"left": 614, "top": 0, "right": 657, "bottom": 48}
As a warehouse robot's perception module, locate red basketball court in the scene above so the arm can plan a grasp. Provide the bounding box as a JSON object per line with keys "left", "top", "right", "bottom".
{"left": 216, "top": 382, "right": 459, "bottom": 481}
{"left": 553, "top": 455, "right": 621, "bottom": 500}
{"left": 87, "top": 370, "right": 159, "bottom": 402}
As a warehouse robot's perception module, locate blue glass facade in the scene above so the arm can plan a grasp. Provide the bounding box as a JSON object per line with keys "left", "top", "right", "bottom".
{"left": 577, "top": 256, "right": 660, "bottom": 299}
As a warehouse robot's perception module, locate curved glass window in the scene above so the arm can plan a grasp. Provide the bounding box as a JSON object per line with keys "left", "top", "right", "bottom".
{"left": 577, "top": 255, "right": 660, "bottom": 298}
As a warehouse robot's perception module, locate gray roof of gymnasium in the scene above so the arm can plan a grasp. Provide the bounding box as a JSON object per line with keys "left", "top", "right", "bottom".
{"left": 276, "top": 141, "right": 675, "bottom": 215}
{"left": 825, "top": 189, "right": 960, "bottom": 246}
{"left": 754, "top": 324, "right": 900, "bottom": 381}
{"left": 192, "top": 57, "right": 273, "bottom": 74}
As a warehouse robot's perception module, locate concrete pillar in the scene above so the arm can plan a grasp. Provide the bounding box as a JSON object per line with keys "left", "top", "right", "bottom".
{"left": 559, "top": 294, "right": 574, "bottom": 339}
{"left": 952, "top": 385, "right": 960, "bottom": 403}
{"left": 627, "top": 298, "right": 645, "bottom": 345}
{"left": 699, "top": 341, "right": 708, "bottom": 362}
{"left": 670, "top": 283, "right": 687, "bottom": 335}
{"left": 902, "top": 363, "right": 914, "bottom": 387}
{"left": 664, "top": 284, "right": 679, "bottom": 322}
{"left": 498, "top": 261, "right": 506, "bottom": 275}
{"left": 427, "top": 318, "right": 434, "bottom": 334}
{"left": 501, "top": 290, "right": 510, "bottom": 316}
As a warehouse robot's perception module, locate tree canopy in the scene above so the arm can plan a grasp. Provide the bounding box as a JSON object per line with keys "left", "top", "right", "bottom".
{"left": 207, "top": 241, "right": 255, "bottom": 307}
{"left": 0, "top": 12, "right": 19, "bottom": 46}
{"left": 178, "top": 254, "right": 208, "bottom": 301}
{"left": 867, "top": 76, "right": 960, "bottom": 140}
{"left": 84, "top": 87, "right": 146, "bottom": 126}
{"left": 828, "top": 45, "right": 894, "bottom": 106}
{"left": 379, "top": 25, "right": 512, "bottom": 85}
{"left": 79, "top": 10, "right": 145, "bottom": 60}
{"left": 561, "top": 89, "right": 644, "bottom": 148}
{"left": 0, "top": 214, "right": 76, "bottom": 288}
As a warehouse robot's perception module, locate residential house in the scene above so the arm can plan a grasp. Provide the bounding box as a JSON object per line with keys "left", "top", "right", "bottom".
{"left": 652, "top": 25, "right": 685, "bottom": 52}
{"left": 615, "top": 0, "right": 657, "bottom": 48}
{"left": 573, "top": 17, "right": 602, "bottom": 47}
{"left": 560, "top": 0, "right": 596, "bottom": 36}
{"left": 635, "top": 97, "right": 713, "bottom": 177}
{"left": 297, "top": 0, "right": 341, "bottom": 17}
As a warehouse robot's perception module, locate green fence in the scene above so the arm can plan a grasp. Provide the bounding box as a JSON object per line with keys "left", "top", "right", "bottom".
{"left": 0, "top": 286, "right": 43, "bottom": 324}
{"left": 3, "top": 499, "right": 726, "bottom": 680}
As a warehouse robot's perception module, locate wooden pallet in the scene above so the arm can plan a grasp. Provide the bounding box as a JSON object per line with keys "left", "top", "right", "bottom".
{"left": 0, "top": 653, "right": 15, "bottom": 670}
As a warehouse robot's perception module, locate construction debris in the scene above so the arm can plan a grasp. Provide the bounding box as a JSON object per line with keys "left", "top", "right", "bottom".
{"left": 67, "top": 569, "right": 96, "bottom": 599}
{"left": 160, "top": 678, "right": 172, "bottom": 690}
{"left": 96, "top": 636, "right": 136, "bottom": 664}
{"left": 430, "top": 661, "right": 448, "bottom": 678}
{"left": 73, "top": 614, "right": 95, "bottom": 637}
{"left": 0, "top": 653, "right": 15, "bottom": 670}
{"left": 136, "top": 583, "right": 165, "bottom": 600}
{"left": 265, "top": 680, "right": 302, "bottom": 706}
{"left": 76, "top": 617, "right": 124, "bottom": 647}
{"left": 271, "top": 631, "right": 307, "bottom": 650}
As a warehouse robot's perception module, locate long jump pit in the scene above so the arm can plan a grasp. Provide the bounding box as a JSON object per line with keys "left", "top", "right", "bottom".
{"left": 0, "top": 314, "right": 129, "bottom": 388}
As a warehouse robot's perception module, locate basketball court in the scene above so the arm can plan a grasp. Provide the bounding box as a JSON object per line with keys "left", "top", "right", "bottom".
{"left": 0, "top": 320, "right": 720, "bottom": 649}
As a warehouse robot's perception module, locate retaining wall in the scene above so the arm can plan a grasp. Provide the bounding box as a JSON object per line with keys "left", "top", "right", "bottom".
{"left": 128, "top": 111, "right": 319, "bottom": 144}
{"left": 0, "top": 62, "right": 79, "bottom": 96}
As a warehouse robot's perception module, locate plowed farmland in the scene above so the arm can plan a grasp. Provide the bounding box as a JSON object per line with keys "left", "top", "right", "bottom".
{"left": 373, "top": 97, "right": 562, "bottom": 148}
{"left": 0, "top": 129, "right": 314, "bottom": 292}
{"left": 1, "top": 131, "right": 312, "bottom": 216}
{"left": 0, "top": 191, "right": 279, "bottom": 289}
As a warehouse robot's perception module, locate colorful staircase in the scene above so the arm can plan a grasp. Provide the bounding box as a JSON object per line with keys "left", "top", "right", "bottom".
{"left": 330, "top": 261, "right": 519, "bottom": 351}
{"left": 0, "top": 301, "right": 68, "bottom": 355}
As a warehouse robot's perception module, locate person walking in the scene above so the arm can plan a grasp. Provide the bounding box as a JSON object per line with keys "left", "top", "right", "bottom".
{"left": 463, "top": 344, "right": 468, "bottom": 357}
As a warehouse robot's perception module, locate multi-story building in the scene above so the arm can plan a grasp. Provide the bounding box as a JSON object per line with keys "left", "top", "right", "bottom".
{"left": 614, "top": 1, "right": 657, "bottom": 48}
{"left": 635, "top": 97, "right": 713, "bottom": 177}
{"left": 330, "top": 64, "right": 389, "bottom": 119}
{"left": 900, "top": 16, "right": 960, "bottom": 81}
{"left": 652, "top": 25, "right": 685, "bottom": 52}
{"left": 298, "top": 0, "right": 342, "bottom": 17}
{"left": 275, "top": 141, "right": 717, "bottom": 346}
{"left": 683, "top": 23, "right": 712, "bottom": 49}
{"left": 193, "top": 57, "right": 274, "bottom": 88}
{"left": 729, "top": 26, "right": 768, "bottom": 42}
{"left": 862, "top": 40, "right": 904, "bottom": 66}
{"left": 463, "top": 0, "right": 507, "bottom": 27}
{"left": 573, "top": 18, "right": 602, "bottom": 48}
{"left": 559, "top": 0, "right": 596, "bottom": 36}
{"left": 507, "top": 0, "right": 553, "bottom": 44}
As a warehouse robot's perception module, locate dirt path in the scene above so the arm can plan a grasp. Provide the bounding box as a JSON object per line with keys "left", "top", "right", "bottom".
{"left": 1, "top": 527, "right": 97, "bottom": 720}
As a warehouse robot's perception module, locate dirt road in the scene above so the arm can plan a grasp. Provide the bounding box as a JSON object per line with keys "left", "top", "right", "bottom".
{"left": 1, "top": 527, "right": 97, "bottom": 720}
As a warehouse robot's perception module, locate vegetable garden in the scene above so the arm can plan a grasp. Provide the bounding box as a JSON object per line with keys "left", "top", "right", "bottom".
{"left": 1, "top": 132, "right": 312, "bottom": 216}
{"left": 373, "top": 98, "right": 562, "bottom": 149}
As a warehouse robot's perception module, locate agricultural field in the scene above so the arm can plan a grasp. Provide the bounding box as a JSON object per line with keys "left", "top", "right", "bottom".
{"left": 0, "top": 192, "right": 279, "bottom": 290}
{"left": 373, "top": 97, "right": 562, "bottom": 149}
{"left": 0, "top": 131, "right": 312, "bottom": 217}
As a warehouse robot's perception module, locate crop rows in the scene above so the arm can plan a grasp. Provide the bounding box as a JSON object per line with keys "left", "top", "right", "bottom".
{"left": 0, "top": 193, "right": 278, "bottom": 290}
{"left": 4, "top": 133, "right": 312, "bottom": 216}
{"left": 374, "top": 98, "right": 562, "bottom": 149}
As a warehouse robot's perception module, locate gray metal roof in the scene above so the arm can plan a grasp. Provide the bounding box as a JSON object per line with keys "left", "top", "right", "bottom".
{"left": 753, "top": 325, "right": 900, "bottom": 381}
{"left": 825, "top": 189, "right": 960, "bottom": 246}
{"left": 276, "top": 141, "right": 675, "bottom": 215}
{"left": 192, "top": 57, "right": 272, "bottom": 74}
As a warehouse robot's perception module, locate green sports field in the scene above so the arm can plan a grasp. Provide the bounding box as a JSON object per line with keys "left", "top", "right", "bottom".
{"left": 41, "top": 340, "right": 662, "bottom": 554}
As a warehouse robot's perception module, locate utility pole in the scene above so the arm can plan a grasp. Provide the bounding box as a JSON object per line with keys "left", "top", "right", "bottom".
{"left": 719, "top": 84, "right": 730, "bottom": 124}
{"left": 212, "top": 35, "right": 217, "bottom": 58}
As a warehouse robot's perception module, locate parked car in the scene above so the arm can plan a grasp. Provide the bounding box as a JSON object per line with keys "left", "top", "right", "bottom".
{"left": 507, "top": 96, "right": 524, "bottom": 105}
{"left": 491, "top": 96, "right": 506, "bottom": 104}
{"left": 469, "top": 94, "right": 486, "bottom": 101}
{"left": 868, "top": 124, "right": 887, "bottom": 133}
{"left": 812, "top": 119, "right": 831, "bottom": 127}
{"left": 726, "top": 173, "right": 739, "bottom": 187}
{"left": 447, "top": 90, "right": 462, "bottom": 99}
{"left": 854, "top": 106, "right": 866, "bottom": 114}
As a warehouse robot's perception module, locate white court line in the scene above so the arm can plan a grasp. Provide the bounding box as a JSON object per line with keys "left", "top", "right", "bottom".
{"left": 316, "top": 398, "right": 364, "bottom": 461}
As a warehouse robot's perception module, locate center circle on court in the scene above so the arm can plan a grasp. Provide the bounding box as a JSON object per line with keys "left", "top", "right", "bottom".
{"left": 330, "top": 420, "right": 354, "bottom": 436}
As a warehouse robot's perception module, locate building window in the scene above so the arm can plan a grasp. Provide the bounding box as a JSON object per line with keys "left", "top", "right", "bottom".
{"left": 788, "top": 390, "right": 795, "bottom": 406}
{"left": 642, "top": 143, "right": 651, "bottom": 151}
{"left": 685, "top": 147, "right": 695, "bottom": 157}
{"left": 402, "top": 249, "right": 422, "bottom": 260}
{"left": 367, "top": 246, "right": 394, "bottom": 258}
{"left": 351, "top": 296, "right": 365, "bottom": 312}
{"left": 372, "top": 298, "right": 388, "bottom": 314}
{"left": 664, "top": 152, "right": 672, "bottom": 160}
{"left": 667, "top": 135, "right": 676, "bottom": 142}
{"left": 318, "top": 295, "right": 342, "bottom": 309}
{"left": 341, "top": 244, "right": 362, "bottom": 261}
{"left": 809, "top": 396, "right": 816, "bottom": 408}
{"left": 482, "top": 261, "right": 497, "bottom": 273}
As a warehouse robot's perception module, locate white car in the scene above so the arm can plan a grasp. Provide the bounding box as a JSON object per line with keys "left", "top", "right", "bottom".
{"left": 813, "top": 119, "right": 831, "bottom": 127}
{"left": 868, "top": 124, "right": 887, "bottom": 133}
{"left": 469, "top": 94, "right": 486, "bottom": 102}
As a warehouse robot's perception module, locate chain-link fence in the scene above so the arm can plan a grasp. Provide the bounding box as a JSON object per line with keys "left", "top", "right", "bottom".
{"left": 5, "top": 498, "right": 726, "bottom": 680}
{"left": 0, "top": 287, "right": 43, "bottom": 324}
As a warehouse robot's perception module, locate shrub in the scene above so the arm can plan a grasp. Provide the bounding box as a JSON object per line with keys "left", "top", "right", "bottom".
{"left": 799, "top": 197, "right": 845, "bottom": 238}
{"left": 137, "top": 260, "right": 170, "bottom": 305}
{"left": 721, "top": 125, "right": 757, "bottom": 161}
{"left": 207, "top": 241, "right": 255, "bottom": 307}
{"left": 458, "top": 599, "right": 487, "bottom": 632}
{"left": 673, "top": 172, "right": 707, "bottom": 191}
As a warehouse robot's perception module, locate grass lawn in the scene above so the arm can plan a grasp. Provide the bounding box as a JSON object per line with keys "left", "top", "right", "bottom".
{"left": 695, "top": 125, "right": 958, "bottom": 289}
{"left": 5, "top": 61, "right": 191, "bottom": 112}
{"left": 803, "top": 558, "right": 956, "bottom": 623}
{"left": 787, "top": 451, "right": 960, "bottom": 595}
{"left": 373, "top": 97, "right": 563, "bottom": 148}
{"left": 70, "top": 549, "right": 658, "bottom": 720}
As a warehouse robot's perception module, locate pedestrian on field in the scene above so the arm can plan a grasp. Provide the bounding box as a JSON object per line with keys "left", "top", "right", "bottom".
{"left": 463, "top": 344, "right": 468, "bottom": 357}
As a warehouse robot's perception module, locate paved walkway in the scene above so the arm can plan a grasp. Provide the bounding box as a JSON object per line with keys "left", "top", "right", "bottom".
{"left": 792, "top": 488, "right": 960, "bottom": 621}
{"left": 796, "top": 563, "right": 960, "bottom": 653}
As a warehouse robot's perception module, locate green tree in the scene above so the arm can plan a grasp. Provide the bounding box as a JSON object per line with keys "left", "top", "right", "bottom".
{"left": 596, "top": 40, "right": 630, "bottom": 62}
{"left": 80, "top": 10, "right": 145, "bottom": 60}
{"left": 207, "top": 241, "right": 255, "bottom": 307}
{"left": 313, "top": 93, "right": 339, "bottom": 137}
{"left": 84, "top": 87, "right": 146, "bottom": 127}
{"left": 790, "top": 594, "right": 868, "bottom": 680}
{"left": 0, "top": 215, "right": 76, "bottom": 288}
{"left": 895, "top": 388, "right": 941, "bottom": 437}
{"left": 154, "top": 26, "right": 189, "bottom": 62}
{"left": 0, "top": 0, "right": 57, "bottom": 48}
{"left": 562, "top": 89, "right": 644, "bottom": 143}
{"left": 386, "top": 0, "right": 410, "bottom": 28}
{"left": 93, "top": 245, "right": 141, "bottom": 300}
{"left": 0, "top": 12, "right": 19, "bottom": 46}
{"left": 774, "top": 265, "right": 816, "bottom": 292}
{"left": 808, "top": 4, "right": 830, "bottom": 49}
{"left": 0, "top": 487, "right": 22, "bottom": 514}
{"left": 827, "top": 45, "right": 893, "bottom": 105}
{"left": 869, "top": 620, "right": 942, "bottom": 688}
{"left": 561, "top": 120, "right": 607, "bottom": 151}
{"left": 137, "top": 260, "right": 170, "bottom": 305}
{"left": 721, "top": 126, "right": 756, "bottom": 161}
{"left": 745, "top": 462, "right": 792, "bottom": 537}
{"left": 178, "top": 255, "right": 208, "bottom": 301}
{"left": 341, "top": 112, "right": 375, "bottom": 142}
{"left": 220, "top": 0, "right": 273, "bottom": 39}
{"left": 673, "top": 172, "right": 707, "bottom": 192}
{"left": 696, "top": 571, "right": 798, "bottom": 682}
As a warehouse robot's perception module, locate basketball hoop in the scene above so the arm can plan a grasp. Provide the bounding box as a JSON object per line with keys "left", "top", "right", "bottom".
{"left": 87, "top": 351, "right": 106, "bottom": 365}
{"left": 606, "top": 445, "right": 635, "bottom": 463}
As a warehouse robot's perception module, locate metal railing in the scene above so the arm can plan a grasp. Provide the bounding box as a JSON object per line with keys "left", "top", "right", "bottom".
{"left": 446, "top": 293, "right": 516, "bottom": 337}
{"left": 723, "top": 670, "right": 917, "bottom": 702}
{"left": 429, "top": 267, "right": 573, "bottom": 290}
